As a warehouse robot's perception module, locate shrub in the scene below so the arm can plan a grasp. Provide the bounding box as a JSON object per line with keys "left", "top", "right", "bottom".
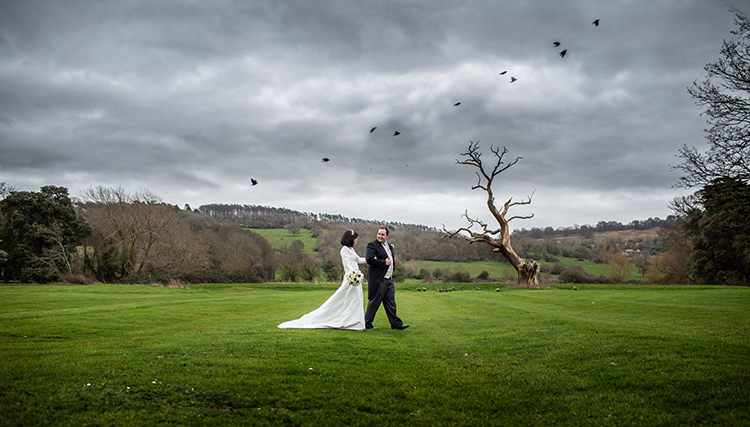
{"left": 280, "top": 264, "right": 299, "bottom": 282}
{"left": 572, "top": 246, "right": 594, "bottom": 260}
{"left": 559, "top": 265, "right": 590, "bottom": 283}
{"left": 393, "top": 264, "right": 406, "bottom": 282}
{"left": 433, "top": 267, "right": 450, "bottom": 280}
{"left": 477, "top": 270, "right": 490, "bottom": 280}
{"left": 542, "top": 263, "right": 566, "bottom": 275}
{"left": 404, "top": 265, "right": 419, "bottom": 279}
{"left": 446, "top": 270, "right": 471, "bottom": 283}
{"left": 58, "top": 273, "right": 98, "bottom": 285}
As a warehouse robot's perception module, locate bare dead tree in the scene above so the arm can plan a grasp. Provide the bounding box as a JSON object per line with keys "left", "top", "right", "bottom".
{"left": 673, "top": 11, "right": 750, "bottom": 188}
{"left": 443, "top": 141, "right": 541, "bottom": 287}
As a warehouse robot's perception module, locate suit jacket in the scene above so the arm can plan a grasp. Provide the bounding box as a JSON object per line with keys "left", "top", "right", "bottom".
{"left": 366, "top": 239, "right": 395, "bottom": 299}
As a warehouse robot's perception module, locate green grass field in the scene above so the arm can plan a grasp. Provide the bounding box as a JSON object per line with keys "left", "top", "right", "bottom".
{"left": 247, "top": 228, "right": 641, "bottom": 283}
{"left": 1, "top": 283, "right": 748, "bottom": 426}
{"left": 248, "top": 228, "right": 318, "bottom": 253}
{"left": 403, "top": 256, "right": 642, "bottom": 283}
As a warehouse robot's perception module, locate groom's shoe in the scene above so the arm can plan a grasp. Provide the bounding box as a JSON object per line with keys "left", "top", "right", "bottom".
{"left": 392, "top": 324, "right": 410, "bottom": 330}
{"left": 366, "top": 326, "right": 379, "bottom": 330}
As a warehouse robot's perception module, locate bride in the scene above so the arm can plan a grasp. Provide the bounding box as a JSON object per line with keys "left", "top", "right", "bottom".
{"left": 278, "top": 229, "right": 367, "bottom": 330}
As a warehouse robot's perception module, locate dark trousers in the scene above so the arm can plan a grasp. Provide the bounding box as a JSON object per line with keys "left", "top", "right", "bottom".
{"left": 365, "top": 278, "right": 403, "bottom": 329}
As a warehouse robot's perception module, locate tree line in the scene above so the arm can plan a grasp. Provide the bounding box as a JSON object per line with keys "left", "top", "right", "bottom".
{"left": 1, "top": 182, "right": 673, "bottom": 285}
{"left": 0, "top": 185, "right": 275, "bottom": 284}
{"left": 512, "top": 216, "right": 680, "bottom": 240}
{"left": 3, "top": 181, "right": 746, "bottom": 285}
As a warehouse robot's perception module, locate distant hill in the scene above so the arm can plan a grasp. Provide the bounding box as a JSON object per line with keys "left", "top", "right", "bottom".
{"left": 198, "top": 203, "right": 437, "bottom": 232}
{"left": 198, "top": 203, "right": 679, "bottom": 237}
{"left": 510, "top": 217, "right": 680, "bottom": 239}
{"left": 196, "top": 203, "right": 676, "bottom": 266}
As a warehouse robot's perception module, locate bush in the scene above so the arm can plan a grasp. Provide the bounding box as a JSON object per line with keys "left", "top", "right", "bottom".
{"left": 541, "top": 263, "right": 566, "bottom": 275}
{"left": 322, "top": 260, "right": 342, "bottom": 282}
{"left": 559, "top": 266, "right": 590, "bottom": 283}
{"left": 280, "top": 264, "right": 299, "bottom": 282}
{"left": 58, "top": 273, "right": 98, "bottom": 285}
{"left": 433, "top": 267, "right": 450, "bottom": 280}
{"left": 404, "top": 265, "right": 420, "bottom": 279}
{"left": 477, "top": 271, "right": 490, "bottom": 280}
{"left": 571, "top": 246, "right": 594, "bottom": 260}
{"left": 446, "top": 270, "right": 471, "bottom": 283}
{"left": 591, "top": 275, "right": 615, "bottom": 284}
{"left": 418, "top": 268, "right": 432, "bottom": 282}
{"left": 393, "top": 264, "right": 406, "bottom": 282}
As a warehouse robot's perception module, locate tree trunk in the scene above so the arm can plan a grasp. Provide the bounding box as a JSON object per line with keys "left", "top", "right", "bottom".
{"left": 516, "top": 259, "right": 541, "bottom": 288}
{"left": 496, "top": 245, "right": 541, "bottom": 288}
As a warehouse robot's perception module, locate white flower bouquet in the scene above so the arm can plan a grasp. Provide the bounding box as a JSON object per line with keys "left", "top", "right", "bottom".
{"left": 346, "top": 270, "right": 364, "bottom": 287}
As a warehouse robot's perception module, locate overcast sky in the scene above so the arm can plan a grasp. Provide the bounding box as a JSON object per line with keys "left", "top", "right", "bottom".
{"left": 1, "top": 0, "right": 746, "bottom": 232}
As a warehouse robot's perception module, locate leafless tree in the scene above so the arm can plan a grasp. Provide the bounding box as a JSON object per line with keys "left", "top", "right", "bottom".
{"left": 598, "top": 245, "right": 632, "bottom": 283}
{"left": 443, "top": 141, "right": 541, "bottom": 287}
{"left": 0, "top": 182, "right": 15, "bottom": 200}
{"left": 81, "top": 186, "right": 174, "bottom": 278}
{"left": 673, "top": 11, "right": 750, "bottom": 188}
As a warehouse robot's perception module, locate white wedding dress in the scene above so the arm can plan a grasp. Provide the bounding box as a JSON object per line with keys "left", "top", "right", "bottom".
{"left": 278, "top": 246, "right": 367, "bottom": 330}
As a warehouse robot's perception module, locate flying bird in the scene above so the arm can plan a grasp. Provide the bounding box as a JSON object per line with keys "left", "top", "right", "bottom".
{"left": 559, "top": 49, "right": 567, "bottom": 58}
{"left": 592, "top": 19, "right": 600, "bottom": 26}
{"left": 393, "top": 131, "right": 401, "bottom": 136}
{"left": 322, "top": 157, "right": 330, "bottom": 162}
{"left": 553, "top": 41, "right": 561, "bottom": 47}
{"left": 499, "top": 70, "right": 507, "bottom": 75}
{"left": 454, "top": 102, "right": 461, "bottom": 106}
{"left": 510, "top": 76, "right": 517, "bottom": 83}
{"left": 370, "top": 127, "right": 377, "bottom": 133}
{"left": 251, "top": 179, "right": 258, "bottom": 186}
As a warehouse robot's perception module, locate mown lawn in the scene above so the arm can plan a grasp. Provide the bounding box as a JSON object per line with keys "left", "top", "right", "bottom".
{"left": 2, "top": 283, "right": 747, "bottom": 426}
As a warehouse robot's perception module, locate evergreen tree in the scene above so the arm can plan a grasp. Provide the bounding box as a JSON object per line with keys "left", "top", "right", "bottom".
{"left": 683, "top": 177, "right": 750, "bottom": 284}
{"left": 0, "top": 186, "right": 92, "bottom": 282}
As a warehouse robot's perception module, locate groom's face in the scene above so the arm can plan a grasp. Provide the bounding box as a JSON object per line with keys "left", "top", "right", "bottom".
{"left": 376, "top": 229, "right": 388, "bottom": 243}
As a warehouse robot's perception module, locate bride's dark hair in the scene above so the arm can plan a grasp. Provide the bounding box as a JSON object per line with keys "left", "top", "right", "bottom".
{"left": 340, "top": 229, "right": 358, "bottom": 247}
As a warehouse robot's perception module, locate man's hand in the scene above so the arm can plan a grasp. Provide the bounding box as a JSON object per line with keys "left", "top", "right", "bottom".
{"left": 385, "top": 258, "right": 392, "bottom": 266}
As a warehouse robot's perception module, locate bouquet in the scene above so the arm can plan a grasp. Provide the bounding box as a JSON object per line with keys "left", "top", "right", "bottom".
{"left": 346, "top": 270, "right": 364, "bottom": 287}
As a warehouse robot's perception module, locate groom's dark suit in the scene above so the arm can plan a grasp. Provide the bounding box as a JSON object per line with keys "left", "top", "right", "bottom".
{"left": 365, "top": 239, "right": 405, "bottom": 329}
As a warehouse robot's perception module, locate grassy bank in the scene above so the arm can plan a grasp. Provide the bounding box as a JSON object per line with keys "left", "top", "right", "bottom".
{"left": 248, "top": 228, "right": 318, "bottom": 253}
{"left": 2, "top": 283, "right": 747, "bottom": 426}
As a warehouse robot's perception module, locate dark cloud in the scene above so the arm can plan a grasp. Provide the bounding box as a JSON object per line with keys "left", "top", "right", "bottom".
{"left": 0, "top": 0, "right": 741, "bottom": 229}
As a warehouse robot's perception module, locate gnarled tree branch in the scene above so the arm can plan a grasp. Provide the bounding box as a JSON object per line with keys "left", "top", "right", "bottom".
{"left": 445, "top": 141, "right": 540, "bottom": 287}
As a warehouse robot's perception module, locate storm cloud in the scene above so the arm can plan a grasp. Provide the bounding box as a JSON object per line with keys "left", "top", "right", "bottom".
{"left": 0, "top": 0, "right": 743, "bottom": 231}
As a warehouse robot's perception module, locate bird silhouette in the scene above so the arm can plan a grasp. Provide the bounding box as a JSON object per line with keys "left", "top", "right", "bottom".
{"left": 251, "top": 179, "right": 258, "bottom": 186}
{"left": 322, "top": 158, "right": 330, "bottom": 162}
{"left": 553, "top": 41, "right": 561, "bottom": 47}
{"left": 370, "top": 127, "right": 377, "bottom": 133}
{"left": 559, "top": 49, "right": 567, "bottom": 58}
{"left": 393, "top": 131, "right": 401, "bottom": 136}
{"left": 499, "top": 71, "right": 508, "bottom": 75}
{"left": 592, "top": 19, "right": 600, "bottom": 26}
{"left": 454, "top": 102, "right": 461, "bottom": 106}
{"left": 510, "top": 76, "right": 517, "bottom": 83}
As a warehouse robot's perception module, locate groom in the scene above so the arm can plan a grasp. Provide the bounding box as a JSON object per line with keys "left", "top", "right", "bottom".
{"left": 365, "top": 227, "right": 409, "bottom": 330}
